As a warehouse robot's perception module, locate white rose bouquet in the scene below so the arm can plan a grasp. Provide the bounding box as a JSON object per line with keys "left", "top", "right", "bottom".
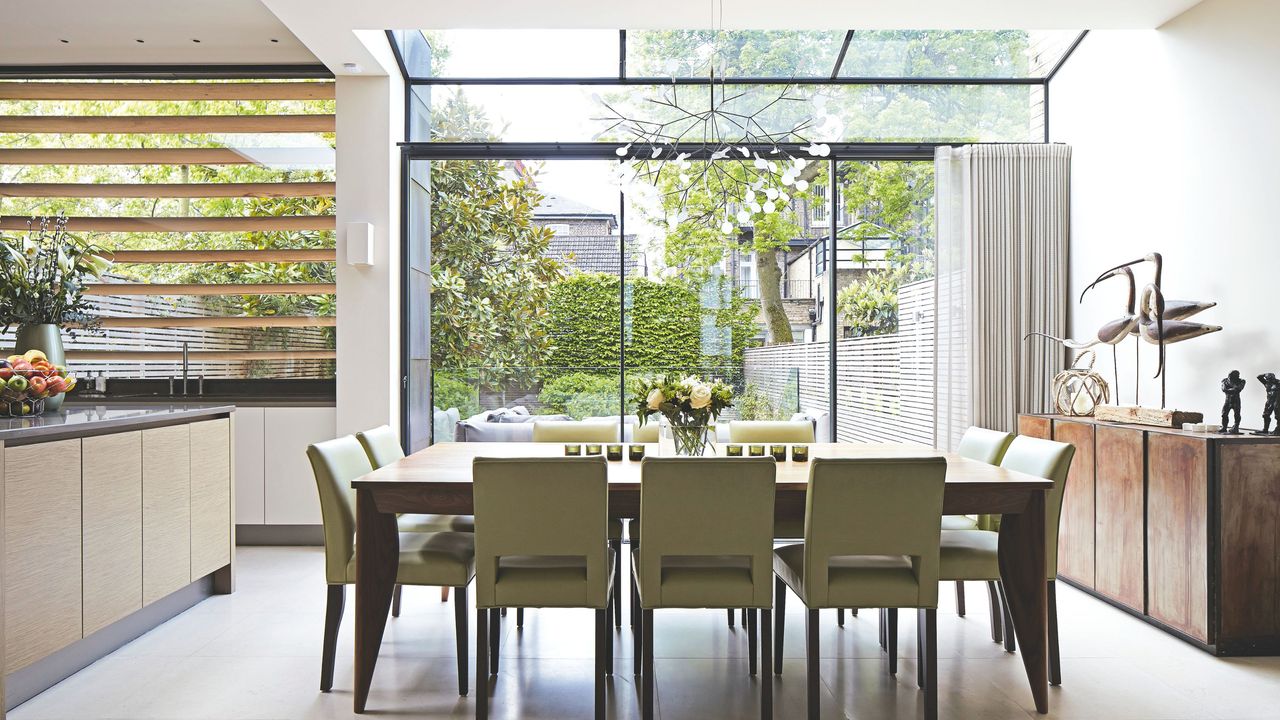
{"left": 631, "top": 374, "right": 734, "bottom": 455}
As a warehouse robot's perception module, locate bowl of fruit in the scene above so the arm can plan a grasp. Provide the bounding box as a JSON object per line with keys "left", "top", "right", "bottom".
{"left": 0, "top": 350, "right": 77, "bottom": 418}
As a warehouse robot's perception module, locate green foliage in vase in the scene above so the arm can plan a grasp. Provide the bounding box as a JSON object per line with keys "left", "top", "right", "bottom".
{"left": 0, "top": 216, "right": 111, "bottom": 334}
{"left": 631, "top": 374, "right": 734, "bottom": 428}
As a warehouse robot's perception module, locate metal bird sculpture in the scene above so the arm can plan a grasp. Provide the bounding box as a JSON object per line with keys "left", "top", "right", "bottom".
{"left": 1025, "top": 266, "right": 1139, "bottom": 396}
{"left": 1081, "top": 252, "right": 1220, "bottom": 408}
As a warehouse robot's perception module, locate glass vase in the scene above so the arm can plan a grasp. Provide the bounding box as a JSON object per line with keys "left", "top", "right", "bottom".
{"left": 15, "top": 324, "right": 66, "bottom": 412}
{"left": 661, "top": 417, "right": 714, "bottom": 456}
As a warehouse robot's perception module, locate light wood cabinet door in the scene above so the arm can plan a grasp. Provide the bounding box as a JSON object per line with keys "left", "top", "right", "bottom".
{"left": 264, "top": 407, "right": 335, "bottom": 525}
{"left": 1147, "top": 433, "right": 1210, "bottom": 643}
{"left": 4, "top": 439, "right": 83, "bottom": 674}
{"left": 143, "top": 424, "right": 191, "bottom": 605}
{"left": 1052, "top": 420, "right": 1096, "bottom": 588}
{"left": 190, "top": 419, "right": 231, "bottom": 580}
{"left": 233, "top": 406, "right": 265, "bottom": 525}
{"left": 1094, "top": 425, "right": 1145, "bottom": 613}
{"left": 82, "top": 431, "right": 143, "bottom": 635}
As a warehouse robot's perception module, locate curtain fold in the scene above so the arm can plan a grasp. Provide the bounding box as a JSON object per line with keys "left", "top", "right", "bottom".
{"left": 934, "top": 144, "right": 1071, "bottom": 449}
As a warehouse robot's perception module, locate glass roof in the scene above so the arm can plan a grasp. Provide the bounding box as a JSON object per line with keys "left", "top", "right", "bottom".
{"left": 408, "top": 29, "right": 1084, "bottom": 81}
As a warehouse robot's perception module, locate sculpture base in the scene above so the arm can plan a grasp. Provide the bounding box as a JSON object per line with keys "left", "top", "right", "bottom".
{"left": 1094, "top": 404, "right": 1204, "bottom": 428}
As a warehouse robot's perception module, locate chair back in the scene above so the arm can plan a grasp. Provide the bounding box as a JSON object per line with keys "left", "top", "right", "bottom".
{"left": 356, "top": 425, "right": 405, "bottom": 469}
{"left": 802, "top": 457, "right": 947, "bottom": 607}
{"left": 638, "top": 457, "right": 776, "bottom": 608}
{"left": 956, "top": 426, "right": 1014, "bottom": 465}
{"left": 472, "top": 456, "right": 610, "bottom": 608}
{"left": 531, "top": 420, "right": 618, "bottom": 443}
{"left": 306, "top": 436, "right": 375, "bottom": 584}
{"left": 999, "top": 436, "right": 1076, "bottom": 579}
{"left": 633, "top": 421, "right": 660, "bottom": 443}
{"left": 729, "top": 420, "right": 815, "bottom": 444}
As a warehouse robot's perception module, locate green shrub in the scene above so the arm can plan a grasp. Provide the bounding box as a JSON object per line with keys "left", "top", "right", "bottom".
{"left": 736, "top": 383, "right": 789, "bottom": 421}
{"left": 432, "top": 372, "right": 481, "bottom": 418}
{"left": 538, "top": 372, "right": 621, "bottom": 419}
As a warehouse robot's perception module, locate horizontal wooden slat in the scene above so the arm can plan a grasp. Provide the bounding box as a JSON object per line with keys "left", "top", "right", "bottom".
{"left": 0, "top": 82, "right": 335, "bottom": 101}
{"left": 96, "top": 316, "right": 336, "bottom": 329}
{"left": 0, "top": 115, "right": 335, "bottom": 134}
{"left": 106, "top": 249, "right": 334, "bottom": 263}
{"left": 66, "top": 350, "right": 336, "bottom": 362}
{"left": 0, "top": 216, "right": 334, "bottom": 232}
{"left": 87, "top": 283, "right": 334, "bottom": 296}
{"left": 0, "top": 148, "right": 332, "bottom": 166}
{"left": 0, "top": 182, "right": 334, "bottom": 198}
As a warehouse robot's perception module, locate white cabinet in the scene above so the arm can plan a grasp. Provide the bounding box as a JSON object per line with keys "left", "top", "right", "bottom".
{"left": 263, "top": 407, "right": 336, "bottom": 525}
{"left": 233, "top": 407, "right": 266, "bottom": 525}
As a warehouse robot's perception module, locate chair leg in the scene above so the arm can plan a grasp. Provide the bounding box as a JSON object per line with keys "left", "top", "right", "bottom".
{"left": 476, "top": 606, "right": 489, "bottom": 720}
{"left": 611, "top": 540, "right": 623, "bottom": 628}
{"left": 747, "top": 608, "right": 758, "bottom": 676}
{"left": 956, "top": 581, "right": 966, "bottom": 617}
{"left": 320, "top": 584, "right": 344, "bottom": 692}
{"left": 728, "top": 608, "right": 736, "bottom": 627}
{"left": 986, "top": 581, "right": 1003, "bottom": 644}
{"left": 774, "top": 576, "right": 785, "bottom": 676}
{"left": 454, "top": 585, "right": 469, "bottom": 697}
{"left": 1048, "top": 580, "right": 1062, "bottom": 686}
{"left": 633, "top": 586, "right": 643, "bottom": 677}
{"left": 837, "top": 608, "right": 844, "bottom": 627}
{"left": 642, "top": 609, "right": 655, "bottom": 720}
{"left": 922, "top": 608, "right": 938, "bottom": 720}
{"left": 391, "top": 584, "right": 402, "bottom": 618}
{"left": 489, "top": 608, "right": 500, "bottom": 674}
{"left": 850, "top": 608, "right": 858, "bottom": 617}
{"left": 761, "top": 609, "right": 773, "bottom": 720}
{"left": 997, "top": 581, "right": 1016, "bottom": 652}
{"left": 441, "top": 586, "right": 450, "bottom": 602}
{"left": 886, "top": 608, "right": 898, "bottom": 675}
{"left": 516, "top": 608, "right": 524, "bottom": 628}
{"left": 805, "top": 608, "right": 820, "bottom": 720}
{"left": 595, "top": 608, "right": 607, "bottom": 720}
{"left": 879, "top": 608, "right": 887, "bottom": 649}
{"left": 605, "top": 593, "right": 614, "bottom": 677}
{"left": 916, "top": 611, "right": 925, "bottom": 689}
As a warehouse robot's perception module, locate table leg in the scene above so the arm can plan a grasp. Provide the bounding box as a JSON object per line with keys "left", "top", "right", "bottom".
{"left": 354, "top": 489, "right": 399, "bottom": 713}
{"left": 998, "top": 491, "right": 1048, "bottom": 714}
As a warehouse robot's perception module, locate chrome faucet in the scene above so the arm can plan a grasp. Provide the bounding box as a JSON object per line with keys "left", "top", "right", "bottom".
{"left": 181, "top": 342, "right": 190, "bottom": 396}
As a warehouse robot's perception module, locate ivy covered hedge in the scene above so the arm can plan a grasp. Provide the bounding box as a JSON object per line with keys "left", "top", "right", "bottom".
{"left": 546, "top": 272, "right": 761, "bottom": 382}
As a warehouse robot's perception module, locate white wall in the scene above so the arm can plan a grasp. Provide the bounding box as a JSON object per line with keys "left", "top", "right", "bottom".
{"left": 1050, "top": 0, "right": 1280, "bottom": 421}
{"left": 335, "top": 71, "right": 404, "bottom": 436}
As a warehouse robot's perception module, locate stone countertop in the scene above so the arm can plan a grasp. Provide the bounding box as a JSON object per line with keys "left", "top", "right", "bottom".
{"left": 0, "top": 403, "right": 235, "bottom": 444}
{"left": 65, "top": 394, "right": 336, "bottom": 408}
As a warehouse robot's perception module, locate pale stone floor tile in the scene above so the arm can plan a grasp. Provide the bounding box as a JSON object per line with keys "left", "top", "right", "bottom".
{"left": 10, "top": 547, "right": 1280, "bottom": 720}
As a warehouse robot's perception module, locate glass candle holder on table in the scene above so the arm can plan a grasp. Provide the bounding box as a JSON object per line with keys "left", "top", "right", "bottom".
{"left": 606, "top": 444, "right": 623, "bottom": 461}
{"left": 748, "top": 444, "right": 766, "bottom": 457}
{"left": 770, "top": 444, "right": 787, "bottom": 461}
{"left": 628, "top": 444, "right": 646, "bottom": 461}
{"left": 725, "top": 444, "right": 743, "bottom": 457}
{"left": 585, "top": 444, "right": 603, "bottom": 456}
{"left": 564, "top": 444, "right": 582, "bottom": 456}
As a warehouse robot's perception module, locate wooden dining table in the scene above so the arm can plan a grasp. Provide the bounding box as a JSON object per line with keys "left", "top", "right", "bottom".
{"left": 349, "top": 441, "right": 1055, "bottom": 714}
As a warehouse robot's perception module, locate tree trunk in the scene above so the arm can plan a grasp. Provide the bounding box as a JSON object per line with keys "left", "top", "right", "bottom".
{"left": 756, "top": 246, "right": 794, "bottom": 344}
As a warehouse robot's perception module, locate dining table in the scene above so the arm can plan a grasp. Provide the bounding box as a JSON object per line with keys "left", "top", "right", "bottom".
{"left": 349, "top": 441, "right": 1055, "bottom": 714}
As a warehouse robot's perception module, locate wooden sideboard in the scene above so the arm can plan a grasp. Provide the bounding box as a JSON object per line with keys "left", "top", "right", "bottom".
{"left": 1019, "top": 413, "right": 1280, "bottom": 655}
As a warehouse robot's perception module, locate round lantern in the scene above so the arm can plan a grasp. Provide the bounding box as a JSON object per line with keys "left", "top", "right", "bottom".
{"left": 1052, "top": 351, "right": 1111, "bottom": 416}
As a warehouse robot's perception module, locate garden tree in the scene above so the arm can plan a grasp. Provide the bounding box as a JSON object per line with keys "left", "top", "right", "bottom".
{"left": 428, "top": 93, "right": 563, "bottom": 376}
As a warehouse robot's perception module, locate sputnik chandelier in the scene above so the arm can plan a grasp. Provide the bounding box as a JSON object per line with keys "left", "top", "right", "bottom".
{"left": 595, "top": 2, "right": 832, "bottom": 234}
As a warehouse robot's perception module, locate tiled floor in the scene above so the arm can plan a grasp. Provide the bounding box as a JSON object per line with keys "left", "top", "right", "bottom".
{"left": 11, "top": 546, "right": 1279, "bottom": 719}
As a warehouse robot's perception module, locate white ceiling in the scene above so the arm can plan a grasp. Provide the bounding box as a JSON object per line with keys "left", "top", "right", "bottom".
{"left": 0, "top": 0, "right": 317, "bottom": 66}
{"left": 1, "top": 0, "right": 1205, "bottom": 72}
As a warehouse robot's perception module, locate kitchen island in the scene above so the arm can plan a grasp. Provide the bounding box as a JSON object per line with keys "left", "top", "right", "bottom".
{"left": 0, "top": 404, "right": 235, "bottom": 715}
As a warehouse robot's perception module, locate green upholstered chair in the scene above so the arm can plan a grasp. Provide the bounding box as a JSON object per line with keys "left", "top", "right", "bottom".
{"left": 946, "top": 426, "right": 1014, "bottom": 627}
{"left": 774, "top": 457, "right": 947, "bottom": 720}
{"left": 471, "top": 456, "right": 615, "bottom": 720}
{"left": 532, "top": 421, "right": 625, "bottom": 628}
{"left": 307, "top": 436, "right": 475, "bottom": 696}
{"left": 728, "top": 420, "right": 815, "bottom": 444}
{"left": 357, "top": 425, "right": 476, "bottom": 612}
{"left": 632, "top": 421, "right": 660, "bottom": 443}
{"left": 938, "top": 435, "right": 1075, "bottom": 685}
{"left": 633, "top": 457, "right": 777, "bottom": 720}
{"left": 531, "top": 420, "right": 619, "bottom": 443}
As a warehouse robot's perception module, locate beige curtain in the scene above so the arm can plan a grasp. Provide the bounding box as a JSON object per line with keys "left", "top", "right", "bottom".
{"left": 934, "top": 144, "right": 1071, "bottom": 449}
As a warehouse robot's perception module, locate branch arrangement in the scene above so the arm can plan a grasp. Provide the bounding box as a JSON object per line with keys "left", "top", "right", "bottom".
{"left": 0, "top": 215, "right": 111, "bottom": 334}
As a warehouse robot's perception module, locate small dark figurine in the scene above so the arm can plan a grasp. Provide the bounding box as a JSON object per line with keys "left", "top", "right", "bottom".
{"left": 1253, "top": 373, "right": 1280, "bottom": 436}
{"left": 1221, "top": 370, "right": 1246, "bottom": 434}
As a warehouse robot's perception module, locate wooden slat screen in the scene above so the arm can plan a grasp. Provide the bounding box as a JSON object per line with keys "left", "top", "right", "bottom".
{"left": 0, "top": 79, "right": 337, "bottom": 379}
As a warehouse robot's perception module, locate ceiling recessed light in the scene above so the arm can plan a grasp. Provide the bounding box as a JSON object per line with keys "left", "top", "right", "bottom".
{"left": 342, "top": 62, "right": 363, "bottom": 73}
{"left": 135, "top": 39, "right": 145, "bottom": 43}
{"left": 192, "top": 38, "right": 201, "bottom": 43}
{"left": 270, "top": 38, "right": 280, "bottom": 43}
{"left": 59, "top": 39, "right": 69, "bottom": 44}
